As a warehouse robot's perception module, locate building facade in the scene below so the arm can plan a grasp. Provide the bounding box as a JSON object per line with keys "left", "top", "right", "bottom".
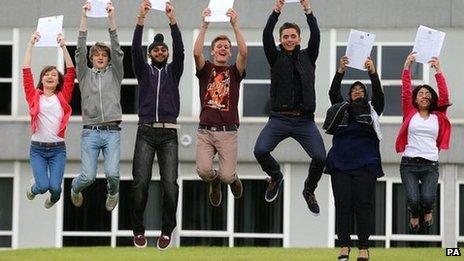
{"left": 0, "top": 0, "right": 463, "bottom": 249}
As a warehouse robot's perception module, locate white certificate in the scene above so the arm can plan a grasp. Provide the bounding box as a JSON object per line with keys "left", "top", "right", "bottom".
{"left": 412, "top": 25, "right": 446, "bottom": 64}
{"left": 345, "top": 29, "right": 376, "bottom": 71}
{"left": 285, "top": 0, "right": 300, "bottom": 3}
{"left": 205, "top": 0, "right": 234, "bottom": 22}
{"left": 87, "top": 0, "right": 111, "bottom": 18}
{"left": 36, "top": 15, "right": 64, "bottom": 47}
{"left": 149, "top": 0, "right": 170, "bottom": 11}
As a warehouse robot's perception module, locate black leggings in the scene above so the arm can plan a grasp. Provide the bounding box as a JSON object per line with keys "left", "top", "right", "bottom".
{"left": 331, "top": 169, "right": 376, "bottom": 249}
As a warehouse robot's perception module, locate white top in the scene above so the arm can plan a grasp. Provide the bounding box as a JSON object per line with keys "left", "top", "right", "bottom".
{"left": 31, "top": 94, "right": 64, "bottom": 142}
{"left": 403, "top": 112, "right": 439, "bottom": 161}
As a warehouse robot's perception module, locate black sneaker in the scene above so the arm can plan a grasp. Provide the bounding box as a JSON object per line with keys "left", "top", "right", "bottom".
{"left": 209, "top": 178, "right": 222, "bottom": 207}
{"left": 303, "top": 190, "right": 320, "bottom": 216}
{"left": 265, "top": 174, "right": 283, "bottom": 202}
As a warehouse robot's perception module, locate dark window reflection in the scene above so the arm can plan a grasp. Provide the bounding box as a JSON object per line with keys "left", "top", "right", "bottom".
{"left": 234, "top": 179, "right": 283, "bottom": 233}
{"left": 0, "top": 83, "right": 12, "bottom": 115}
{"left": 121, "top": 84, "right": 138, "bottom": 114}
{"left": 390, "top": 241, "right": 441, "bottom": 247}
{"left": 182, "top": 181, "right": 227, "bottom": 231}
{"left": 119, "top": 180, "right": 162, "bottom": 231}
{"left": 460, "top": 185, "right": 464, "bottom": 236}
{"left": 71, "top": 83, "right": 81, "bottom": 116}
{"left": 382, "top": 46, "right": 422, "bottom": 80}
{"left": 63, "top": 178, "right": 111, "bottom": 232}
{"left": 0, "top": 236, "right": 12, "bottom": 248}
{"left": 335, "top": 239, "right": 385, "bottom": 248}
{"left": 243, "top": 84, "right": 270, "bottom": 117}
{"left": 0, "top": 178, "right": 13, "bottom": 230}
{"left": 383, "top": 85, "right": 401, "bottom": 116}
{"left": 392, "top": 183, "right": 441, "bottom": 235}
{"left": 0, "top": 45, "right": 12, "bottom": 77}
{"left": 180, "top": 237, "right": 228, "bottom": 246}
{"left": 234, "top": 238, "right": 282, "bottom": 247}
{"left": 62, "top": 236, "right": 110, "bottom": 246}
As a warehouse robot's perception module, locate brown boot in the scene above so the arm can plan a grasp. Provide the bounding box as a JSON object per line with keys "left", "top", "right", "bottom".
{"left": 209, "top": 177, "right": 222, "bottom": 207}
{"left": 230, "top": 178, "right": 243, "bottom": 199}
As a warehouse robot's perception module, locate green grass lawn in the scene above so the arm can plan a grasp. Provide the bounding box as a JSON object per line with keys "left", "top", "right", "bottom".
{"left": 0, "top": 247, "right": 456, "bottom": 261}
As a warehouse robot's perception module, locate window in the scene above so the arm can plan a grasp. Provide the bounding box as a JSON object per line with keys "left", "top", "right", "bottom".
{"left": 201, "top": 45, "right": 271, "bottom": 118}
{"left": 62, "top": 178, "right": 163, "bottom": 247}
{"left": 180, "top": 179, "right": 284, "bottom": 247}
{"left": 0, "top": 45, "right": 12, "bottom": 115}
{"left": 336, "top": 45, "right": 424, "bottom": 116}
{"left": 459, "top": 185, "right": 464, "bottom": 239}
{"left": 0, "top": 178, "right": 13, "bottom": 247}
{"left": 65, "top": 45, "right": 146, "bottom": 115}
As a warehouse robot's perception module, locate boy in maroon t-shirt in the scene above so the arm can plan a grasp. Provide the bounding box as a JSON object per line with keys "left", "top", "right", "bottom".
{"left": 193, "top": 7, "right": 247, "bottom": 206}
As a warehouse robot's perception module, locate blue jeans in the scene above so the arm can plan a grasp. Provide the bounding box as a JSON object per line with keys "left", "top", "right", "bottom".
{"left": 254, "top": 113, "right": 326, "bottom": 193}
{"left": 131, "top": 125, "right": 179, "bottom": 236}
{"left": 29, "top": 143, "right": 67, "bottom": 203}
{"left": 72, "top": 129, "right": 120, "bottom": 196}
{"left": 400, "top": 156, "right": 439, "bottom": 218}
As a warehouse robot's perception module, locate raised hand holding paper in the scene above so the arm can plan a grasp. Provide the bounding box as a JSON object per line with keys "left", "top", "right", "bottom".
{"left": 149, "top": 0, "right": 170, "bottom": 11}
{"left": 205, "top": 0, "right": 234, "bottom": 22}
{"left": 412, "top": 25, "right": 445, "bottom": 64}
{"left": 35, "top": 15, "right": 63, "bottom": 47}
{"left": 87, "top": 0, "right": 111, "bottom": 18}
{"left": 345, "top": 29, "right": 376, "bottom": 71}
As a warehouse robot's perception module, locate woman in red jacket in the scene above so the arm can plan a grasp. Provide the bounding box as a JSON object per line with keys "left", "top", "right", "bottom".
{"left": 396, "top": 52, "right": 451, "bottom": 232}
{"left": 23, "top": 32, "right": 75, "bottom": 208}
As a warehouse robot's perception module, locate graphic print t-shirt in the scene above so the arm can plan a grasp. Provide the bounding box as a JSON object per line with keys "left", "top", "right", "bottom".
{"left": 196, "top": 61, "right": 245, "bottom": 126}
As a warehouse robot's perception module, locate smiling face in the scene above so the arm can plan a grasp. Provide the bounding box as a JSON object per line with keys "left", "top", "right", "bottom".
{"left": 211, "top": 38, "right": 232, "bottom": 65}
{"left": 415, "top": 87, "right": 432, "bottom": 110}
{"left": 350, "top": 84, "right": 366, "bottom": 101}
{"left": 149, "top": 45, "right": 169, "bottom": 63}
{"left": 280, "top": 28, "right": 301, "bottom": 52}
{"left": 41, "top": 69, "right": 60, "bottom": 91}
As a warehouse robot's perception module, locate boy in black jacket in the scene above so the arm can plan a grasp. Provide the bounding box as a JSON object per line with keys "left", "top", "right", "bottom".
{"left": 254, "top": 0, "right": 326, "bottom": 216}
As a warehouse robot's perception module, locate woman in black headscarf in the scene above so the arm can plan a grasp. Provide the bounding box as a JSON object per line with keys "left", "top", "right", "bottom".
{"left": 325, "top": 56, "right": 384, "bottom": 261}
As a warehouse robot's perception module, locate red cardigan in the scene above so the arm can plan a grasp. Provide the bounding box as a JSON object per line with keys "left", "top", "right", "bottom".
{"left": 23, "top": 67, "right": 75, "bottom": 138}
{"left": 395, "top": 69, "right": 451, "bottom": 153}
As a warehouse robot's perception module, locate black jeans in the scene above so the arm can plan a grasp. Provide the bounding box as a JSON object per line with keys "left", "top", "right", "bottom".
{"left": 131, "top": 125, "right": 179, "bottom": 236}
{"left": 400, "top": 157, "right": 439, "bottom": 218}
{"left": 254, "top": 113, "right": 326, "bottom": 192}
{"left": 331, "top": 169, "right": 376, "bottom": 249}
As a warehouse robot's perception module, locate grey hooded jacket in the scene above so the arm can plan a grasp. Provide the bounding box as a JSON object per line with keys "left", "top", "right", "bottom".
{"left": 76, "top": 29, "right": 124, "bottom": 125}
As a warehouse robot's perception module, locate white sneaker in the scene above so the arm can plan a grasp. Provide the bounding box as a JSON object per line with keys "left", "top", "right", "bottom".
{"left": 26, "top": 179, "right": 35, "bottom": 200}
{"left": 105, "top": 192, "right": 119, "bottom": 211}
{"left": 44, "top": 197, "right": 56, "bottom": 208}
{"left": 70, "top": 188, "right": 83, "bottom": 207}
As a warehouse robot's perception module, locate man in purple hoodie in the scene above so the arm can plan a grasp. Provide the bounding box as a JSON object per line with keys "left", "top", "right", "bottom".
{"left": 130, "top": 0, "right": 184, "bottom": 250}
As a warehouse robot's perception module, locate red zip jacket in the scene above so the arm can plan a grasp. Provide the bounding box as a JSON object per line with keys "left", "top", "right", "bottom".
{"left": 22, "top": 67, "right": 76, "bottom": 138}
{"left": 395, "top": 69, "right": 451, "bottom": 153}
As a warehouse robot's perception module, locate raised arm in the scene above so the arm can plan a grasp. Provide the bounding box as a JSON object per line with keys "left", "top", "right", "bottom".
{"left": 76, "top": 3, "right": 90, "bottom": 80}
{"left": 107, "top": 2, "right": 124, "bottom": 83}
{"left": 301, "top": 0, "right": 320, "bottom": 65}
{"left": 401, "top": 52, "right": 416, "bottom": 117}
{"left": 429, "top": 57, "right": 450, "bottom": 109}
{"left": 57, "top": 34, "right": 76, "bottom": 102}
{"left": 132, "top": 0, "right": 150, "bottom": 77}
{"left": 166, "top": 2, "right": 184, "bottom": 79}
{"left": 227, "top": 8, "right": 247, "bottom": 76}
{"left": 263, "top": 0, "right": 283, "bottom": 66}
{"left": 193, "top": 8, "right": 210, "bottom": 71}
{"left": 365, "top": 57, "right": 384, "bottom": 115}
{"left": 22, "top": 33, "right": 39, "bottom": 105}
{"left": 23, "top": 32, "right": 39, "bottom": 69}
{"left": 329, "top": 56, "right": 348, "bottom": 104}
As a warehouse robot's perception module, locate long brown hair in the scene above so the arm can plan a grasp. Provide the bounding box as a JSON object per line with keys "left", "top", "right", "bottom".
{"left": 36, "top": 66, "right": 64, "bottom": 93}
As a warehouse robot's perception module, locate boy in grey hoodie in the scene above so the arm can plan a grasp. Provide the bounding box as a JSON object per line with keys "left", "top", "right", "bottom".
{"left": 71, "top": 1, "right": 124, "bottom": 212}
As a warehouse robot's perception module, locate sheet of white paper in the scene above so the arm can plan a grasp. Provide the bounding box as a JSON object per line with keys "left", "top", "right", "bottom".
{"left": 87, "top": 0, "right": 111, "bottom": 18}
{"left": 205, "top": 0, "right": 234, "bottom": 22}
{"left": 285, "top": 0, "right": 300, "bottom": 3}
{"left": 412, "top": 25, "right": 446, "bottom": 64}
{"left": 36, "top": 15, "right": 63, "bottom": 47}
{"left": 149, "top": 0, "right": 169, "bottom": 11}
{"left": 345, "top": 29, "right": 376, "bottom": 71}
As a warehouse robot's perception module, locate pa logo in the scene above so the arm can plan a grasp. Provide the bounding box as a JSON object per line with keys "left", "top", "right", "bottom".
{"left": 445, "top": 248, "right": 461, "bottom": 256}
